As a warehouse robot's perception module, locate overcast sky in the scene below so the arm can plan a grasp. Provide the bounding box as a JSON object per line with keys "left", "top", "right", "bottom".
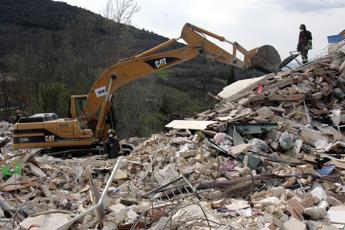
{"left": 57, "top": 0, "right": 345, "bottom": 60}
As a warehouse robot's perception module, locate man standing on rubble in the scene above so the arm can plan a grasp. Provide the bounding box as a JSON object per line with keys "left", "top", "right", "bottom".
{"left": 297, "top": 24, "right": 313, "bottom": 64}
{"left": 104, "top": 129, "right": 121, "bottom": 159}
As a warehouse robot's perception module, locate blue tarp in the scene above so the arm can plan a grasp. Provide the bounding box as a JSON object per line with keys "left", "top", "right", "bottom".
{"left": 328, "top": 34, "right": 344, "bottom": 43}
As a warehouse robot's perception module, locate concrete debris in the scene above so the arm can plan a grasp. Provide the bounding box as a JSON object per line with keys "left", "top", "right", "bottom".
{"left": 114, "top": 169, "right": 128, "bottom": 180}
{"left": 279, "top": 131, "right": 296, "bottom": 150}
{"left": 304, "top": 206, "right": 327, "bottom": 220}
{"left": 283, "top": 217, "right": 307, "bottom": 230}
{"left": 327, "top": 205, "right": 345, "bottom": 228}
{"left": 20, "top": 213, "right": 71, "bottom": 230}
{"left": 225, "top": 199, "right": 250, "bottom": 211}
{"left": 217, "top": 74, "right": 270, "bottom": 100}
{"left": 165, "top": 120, "right": 216, "bottom": 130}
{"left": 311, "top": 186, "right": 328, "bottom": 201}
{"left": 150, "top": 216, "right": 170, "bottom": 230}
{"left": 153, "top": 163, "right": 179, "bottom": 185}
{"left": 171, "top": 203, "right": 223, "bottom": 229}
{"left": 1, "top": 42, "right": 345, "bottom": 229}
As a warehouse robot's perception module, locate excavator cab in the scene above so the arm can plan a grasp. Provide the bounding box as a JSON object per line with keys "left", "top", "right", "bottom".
{"left": 68, "top": 95, "right": 88, "bottom": 119}
{"left": 68, "top": 94, "right": 116, "bottom": 140}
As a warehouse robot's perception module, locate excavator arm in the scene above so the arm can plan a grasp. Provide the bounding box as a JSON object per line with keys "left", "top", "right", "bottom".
{"left": 13, "top": 23, "right": 280, "bottom": 150}
{"left": 83, "top": 23, "right": 272, "bottom": 139}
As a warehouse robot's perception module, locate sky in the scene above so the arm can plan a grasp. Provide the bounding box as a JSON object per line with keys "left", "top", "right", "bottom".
{"left": 57, "top": 0, "right": 345, "bottom": 60}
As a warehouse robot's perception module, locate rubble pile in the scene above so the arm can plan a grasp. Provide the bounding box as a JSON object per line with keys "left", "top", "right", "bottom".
{"left": 1, "top": 45, "right": 345, "bottom": 229}
{"left": 0, "top": 121, "right": 11, "bottom": 151}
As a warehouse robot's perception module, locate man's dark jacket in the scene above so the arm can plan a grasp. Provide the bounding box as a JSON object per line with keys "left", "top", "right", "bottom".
{"left": 104, "top": 137, "right": 120, "bottom": 159}
{"left": 298, "top": 30, "right": 312, "bottom": 51}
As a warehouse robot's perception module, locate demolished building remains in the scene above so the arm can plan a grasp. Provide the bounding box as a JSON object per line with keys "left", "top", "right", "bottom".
{"left": 1, "top": 41, "right": 345, "bottom": 229}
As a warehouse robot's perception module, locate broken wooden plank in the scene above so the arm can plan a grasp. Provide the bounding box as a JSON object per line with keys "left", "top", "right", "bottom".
{"left": 286, "top": 197, "right": 305, "bottom": 221}
{"left": 265, "top": 77, "right": 302, "bottom": 90}
{"left": 216, "top": 109, "right": 252, "bottom": 122}
{"left": 87, "top": 166, "right": 104, "bottom": 227}
{"left": 0, "top": 180, "right": 39, "bottom": 192}
{"left": 244, "top": 94, "right": 305, "bottom": 105}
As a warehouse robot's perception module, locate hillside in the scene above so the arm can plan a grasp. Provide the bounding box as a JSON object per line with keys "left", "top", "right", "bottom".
{"left": 0, "top": 0, "right": 245, "bottom": 137}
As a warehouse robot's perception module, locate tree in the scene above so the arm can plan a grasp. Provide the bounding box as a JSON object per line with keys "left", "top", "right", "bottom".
{"left": 103, "top": 0, "right": 140, "bottom": 24}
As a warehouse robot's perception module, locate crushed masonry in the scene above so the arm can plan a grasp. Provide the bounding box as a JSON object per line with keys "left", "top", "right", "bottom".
{"left": 1, "top": 42, "right": 345, "bottom": 229}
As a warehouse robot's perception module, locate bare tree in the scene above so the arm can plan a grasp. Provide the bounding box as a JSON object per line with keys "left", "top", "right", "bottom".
{"left": 103, "top": 0, "right": 140, "bottom": 24}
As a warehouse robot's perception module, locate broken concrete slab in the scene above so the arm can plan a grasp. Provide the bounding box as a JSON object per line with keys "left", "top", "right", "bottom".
{"left": 20, "top": 213, "right": 71, "bottom": 230}
{"left": 153, "top": 164, "right": 179, "bottom": 185}
{"left": 305, "top": 221, "right": 338, "bottom": 230}
{"left": 283, "top": 217, "right": 307, "bottom": 230}
{"left": 256, "top": 106, "right": 275, "bottom": 119}
{"left": 304, "top": 207, "right": 327, "bottom": 220}
{"left": 172, "top": 203, "right": 222, "bottom": 229}
{"left": 165, "top": 120, "right": 216, "bottom": 130}
{"left": 225, "top": 199, "right": 250, "bottom": 211}
{"left": 108, "top": 203, "right": 126, "bottom": 214}
{"left": 114, "top": 169, "right": 128, "bottom": 180}
{"left": 300, "top": 126, "right": 329, "bottom": 149}
{"left": 311, "top": 187, "right": 328, "bottom": 202}
{"left": 218, "top": 74, "right": 272, "bottom": 100}
{"left": 328, "top": 205, "right": 345, "bottom": 228}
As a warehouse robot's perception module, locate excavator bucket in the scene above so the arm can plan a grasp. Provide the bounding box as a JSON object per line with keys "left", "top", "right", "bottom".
{"left": 245, "top": 45, "right": 281, "bottom": 73}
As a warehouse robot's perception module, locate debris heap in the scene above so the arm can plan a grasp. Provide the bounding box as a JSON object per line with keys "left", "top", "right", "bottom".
{"left": 1, "top": 44, "right": 345, "bottom": 229}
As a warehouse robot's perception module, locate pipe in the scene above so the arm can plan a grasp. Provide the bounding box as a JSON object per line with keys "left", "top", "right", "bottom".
{"left": 53, "top": 156, "right": 123, "bottom": 230}
{"left": 185, "top": 23, "right": 226, "bottom": 42}
{"left": 135, "top": 38, "right": 177, "bottom": 58}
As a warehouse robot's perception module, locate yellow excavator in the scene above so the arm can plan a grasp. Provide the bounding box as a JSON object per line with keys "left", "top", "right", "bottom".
{"left": 13, "top": 23, "right": 280, "bottom": 153}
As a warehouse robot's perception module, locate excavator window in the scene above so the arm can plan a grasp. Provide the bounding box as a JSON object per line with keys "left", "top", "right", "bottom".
{"left": 76, "top": 98, "right": 87, "bottom": 118}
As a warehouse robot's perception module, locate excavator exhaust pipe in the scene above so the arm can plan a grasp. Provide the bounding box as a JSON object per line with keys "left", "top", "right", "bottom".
{"left": 246, "top": 45, "right": 281, "bottom": 73}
